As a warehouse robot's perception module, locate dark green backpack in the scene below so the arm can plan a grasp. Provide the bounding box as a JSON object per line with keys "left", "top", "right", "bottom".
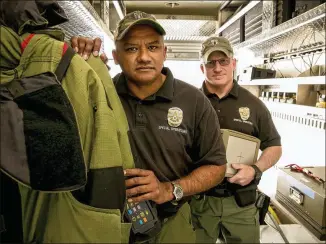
{"left": 0, "top": 43, "right": 86, "bottom": 191}
{"left": 0, "top": 36, "right": 87, "bottom": 241}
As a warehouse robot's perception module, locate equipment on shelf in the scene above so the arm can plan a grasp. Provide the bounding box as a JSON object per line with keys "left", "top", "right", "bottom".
{"left": 239, "top": 67, "right": 276, "bottom": 83}
{"left": 316, "top": 92, "right": 326, "bottom": 108}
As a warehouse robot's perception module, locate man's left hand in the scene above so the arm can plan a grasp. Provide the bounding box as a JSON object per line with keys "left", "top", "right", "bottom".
{"left": 227, "top": 164, "right": 255, "bottom": 186}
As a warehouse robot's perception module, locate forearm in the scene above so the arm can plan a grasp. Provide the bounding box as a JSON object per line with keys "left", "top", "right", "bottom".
{"left": 169, "top": 164, "right": 226, "bottom": 199}
{"left": 256, "top": 146, "right": 282, "bottom": 172}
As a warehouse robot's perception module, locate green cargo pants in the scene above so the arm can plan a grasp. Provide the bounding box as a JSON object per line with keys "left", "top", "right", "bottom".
{"left": 190, "top": 195, "right": 260, "bottom": 243}
{"left": 136, "top": 202, "right": 196, "bottom": 244}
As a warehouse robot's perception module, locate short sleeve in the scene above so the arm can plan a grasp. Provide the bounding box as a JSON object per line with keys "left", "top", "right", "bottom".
{"left": 258, "top": 104, "right": 281, "bottom": 150}
{"left": 191, "top": 96, "right": 227, "bottom": 167}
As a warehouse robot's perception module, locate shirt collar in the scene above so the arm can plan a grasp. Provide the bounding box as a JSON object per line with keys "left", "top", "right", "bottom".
{"left": 201, "top": 80, "right": 239, "bottom": 99}
{"left": 114, "top": 73, "right": 129, "bottom": 95}
{"left": 114, "top": 67, "right": 174, "bottom": 101}
{"left": 155, "top": 67, "right": 174, "bottom": 101}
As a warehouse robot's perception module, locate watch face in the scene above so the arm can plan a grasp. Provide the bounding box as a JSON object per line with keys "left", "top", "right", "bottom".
{"left": 173, "top": 184, "right": 183, "bottom": 201}
{"left": 175, "top": 187, "right": 183, "bottom": 198}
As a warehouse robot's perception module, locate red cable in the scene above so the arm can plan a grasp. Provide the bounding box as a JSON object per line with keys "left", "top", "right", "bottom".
{"left": 285, "top": 164, "right": 325, "bottom": 184}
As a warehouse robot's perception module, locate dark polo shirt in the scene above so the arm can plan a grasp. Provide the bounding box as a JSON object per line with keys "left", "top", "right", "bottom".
{"left": 201, "top": 81, "right": 281, "bottom": 150}
{"left": 113, "top": 67, "right": 227, "bottom": 182}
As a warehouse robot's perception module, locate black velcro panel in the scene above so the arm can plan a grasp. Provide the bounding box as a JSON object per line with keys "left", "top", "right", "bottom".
{"left": 15, "top": 84, "right": 86, "bottom": 191}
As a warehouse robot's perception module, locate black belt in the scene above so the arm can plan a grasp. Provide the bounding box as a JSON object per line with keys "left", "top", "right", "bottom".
{"left": 203, "top": 178, "right": 259, "bottom": 198}
{"left": 157, "top": 198, "right": 189, "bottom": 219}
{"left": 205, "top": 188, "right": 234, "bottom": 197}
{"left": 203, "top": 178, "right": 234, "bottom": 197}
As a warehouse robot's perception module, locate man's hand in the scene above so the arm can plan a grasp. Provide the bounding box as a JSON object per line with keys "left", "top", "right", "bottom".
{"left": 227, "top": 164, "right": 255, "bottom": 186}
{"left": 70, "top": 36, "right": 108, "bottom": 63}
{"left": 124, "top": 168, "right": 173, "bottom": 204}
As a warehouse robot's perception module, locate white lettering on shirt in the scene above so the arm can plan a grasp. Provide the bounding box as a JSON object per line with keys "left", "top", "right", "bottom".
{"left": 158, "top": 125, "right": 187, "bottom": 134}
{"left": 159, "top": 125, "right": 170, "bottom": 130}
{"left": 233, "top": 118, "right": 253, "bottom": 126}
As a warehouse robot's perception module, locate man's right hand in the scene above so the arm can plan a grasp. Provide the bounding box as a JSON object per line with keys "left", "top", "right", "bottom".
{"left": 70, "top": 36, "right": 108, "bottom": 64}
{"left": 124, "top": 168, "right": 174, "bottom": 204}
{"left": 227, "top": 163, "right": 255, "bottom": 186}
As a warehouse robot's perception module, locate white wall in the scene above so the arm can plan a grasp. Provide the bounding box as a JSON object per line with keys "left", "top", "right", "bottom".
{"left": 164, "top": 60, "right": 205, "bottom": 88}
{"left": 273, "top": 117, "right": 325, "bottom": 167}
{"left": 108, "top": 59, "right": 205, "bottom": 87}
{"left": 107, "top": 60, "right": 121, "bottom": 77}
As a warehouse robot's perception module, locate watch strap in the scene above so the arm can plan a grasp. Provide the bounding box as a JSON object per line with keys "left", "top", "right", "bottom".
{"left": 251, "top": 165, "right": 262, "bottom": 179}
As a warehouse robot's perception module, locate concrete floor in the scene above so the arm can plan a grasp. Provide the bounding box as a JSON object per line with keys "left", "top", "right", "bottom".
{"left": 259, "top": 224, "right": 323, "bottom": 243}
{"left": 215, "top": 224, "right": 323, "bottom": 243}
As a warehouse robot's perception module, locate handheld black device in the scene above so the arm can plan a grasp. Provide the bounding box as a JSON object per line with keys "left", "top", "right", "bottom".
{"left": 124, "top": 200, "right": 158, "bottom": 234}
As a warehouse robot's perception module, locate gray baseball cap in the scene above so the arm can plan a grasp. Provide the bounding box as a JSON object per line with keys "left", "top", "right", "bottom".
{"left": 201, "top": 36, "right": 234, "bottom": 62}
{"left": 114, "top": 11, "right": 166, "bottom": 41}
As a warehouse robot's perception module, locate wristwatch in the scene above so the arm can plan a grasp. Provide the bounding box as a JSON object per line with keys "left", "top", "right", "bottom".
{"left": 251, "top": 165, "right": 262, "bottom": 180}
{"left": 171, "top": 181, "right": 183, "bottom": 203}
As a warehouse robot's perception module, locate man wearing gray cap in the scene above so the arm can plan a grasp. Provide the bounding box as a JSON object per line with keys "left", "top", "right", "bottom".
{"left": 72, "top": 11, "right": 227, "bottom": 243}
{"left": 113, "top": 11, "right": 228, "bottom": 243}
{"left": 190, "top": 36, "right": 282, "bottom": 243}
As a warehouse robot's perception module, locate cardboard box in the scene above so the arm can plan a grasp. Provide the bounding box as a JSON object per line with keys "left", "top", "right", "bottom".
{"left": 220, "top": 129, "right": 261, "bottom": 177}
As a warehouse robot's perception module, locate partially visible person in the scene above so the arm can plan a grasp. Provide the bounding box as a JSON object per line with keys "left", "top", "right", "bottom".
{"left": 190, "top": 36, "right": 282, "bottom": 243}
{"left": 0, "top": 1, "right": 133, "bottom": 243}
{"left": 71, "top": 11, "right": 227, "bottom": 243}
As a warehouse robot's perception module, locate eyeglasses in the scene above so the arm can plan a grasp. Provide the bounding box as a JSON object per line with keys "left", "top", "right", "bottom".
{"left": 204, "top": 58, "right": 231, "bottom": 68}
{"left": 285, "top": 164, "right": 325, "bottom": 184}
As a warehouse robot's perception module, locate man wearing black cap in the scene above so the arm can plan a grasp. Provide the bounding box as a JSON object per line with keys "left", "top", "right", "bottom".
{"left": 72, "top": 11, "right": 227, "bottom": 243}
{"left": 190, "top": 36, "right": 282, "bottom": 243}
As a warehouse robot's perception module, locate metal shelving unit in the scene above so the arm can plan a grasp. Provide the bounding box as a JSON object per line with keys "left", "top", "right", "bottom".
{"left": 57, "top": 1, "right": 116, "bottom": 57}
{"left": 244, "top": 2, "right": 263, "bottom": 41}
{"left": 234, "top": 3, "right": 326, "bottom": 56}
{"left": 58, "top": 1, "right": 113, "bottom": 40}
{"left": 235, "top": 4, "right": 326, "bottom": 114}
{"left": 239, "top": 76, "right": 326, "bottom": 86}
